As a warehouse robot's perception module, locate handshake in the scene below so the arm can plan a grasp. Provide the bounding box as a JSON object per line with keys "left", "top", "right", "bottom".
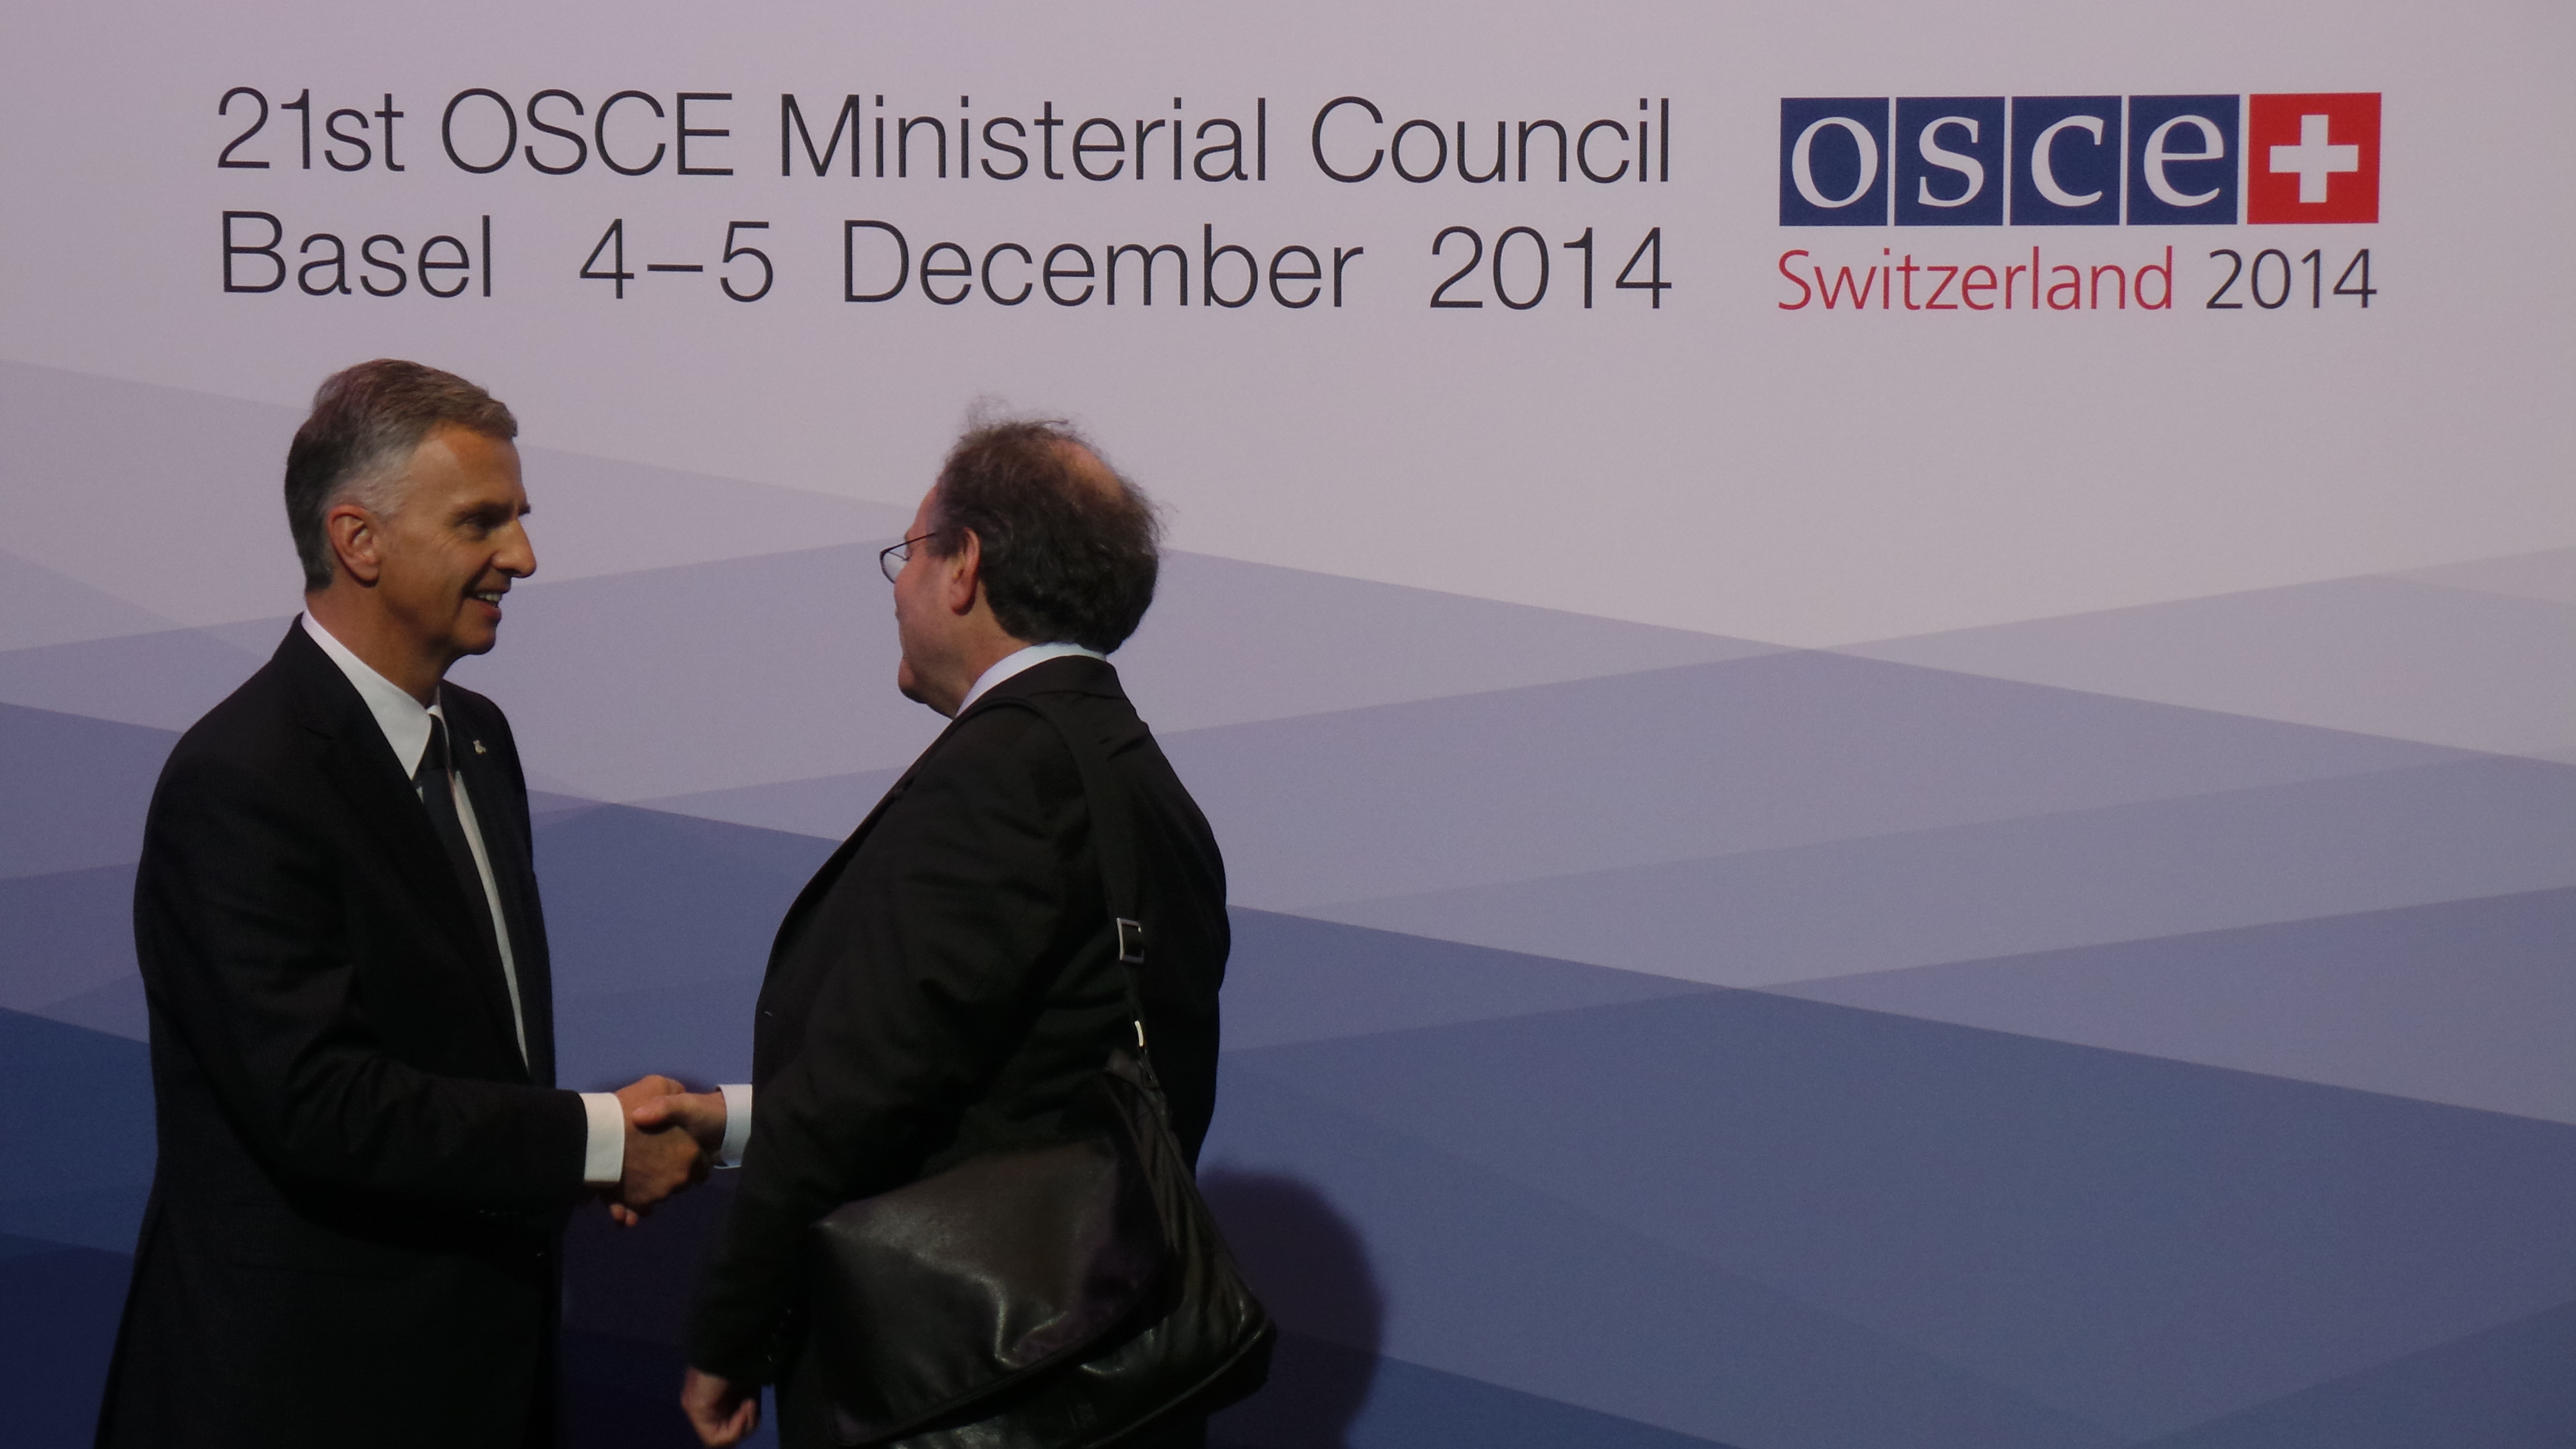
{"left": 603, "top": 1075, "right": 732, "bottom": 1227}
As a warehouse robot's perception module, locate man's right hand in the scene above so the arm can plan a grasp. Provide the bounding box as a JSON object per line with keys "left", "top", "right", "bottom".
{"left": 629, "top": 1089, "right": 728, "bottom": 1156}
{"left": 681, "top": 1366, "right": 759, "bottom": 1447}
{"left": 611, "top": 1074, "right": 705, "bottom": 1224}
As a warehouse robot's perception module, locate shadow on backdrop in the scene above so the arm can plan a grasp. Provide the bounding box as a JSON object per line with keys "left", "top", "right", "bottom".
{"left": 1201, "top": 1171, "right": 1384, "bottom": 1449}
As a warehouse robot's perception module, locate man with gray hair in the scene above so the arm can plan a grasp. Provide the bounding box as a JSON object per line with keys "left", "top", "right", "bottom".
{"left": 96, "top": 359, "right": 709, "bottom": 1449}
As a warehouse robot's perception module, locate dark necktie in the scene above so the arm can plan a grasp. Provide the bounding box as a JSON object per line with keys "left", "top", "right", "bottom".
{"left": 416, "top": 713, "right": 507, "bottom": 972}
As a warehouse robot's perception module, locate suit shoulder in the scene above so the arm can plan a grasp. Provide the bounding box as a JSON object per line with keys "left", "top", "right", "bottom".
{"left": 164, "top": 659, "right": 306, "bottom": 776}
{"left": 146, "top": 666, "right": 326, "bottom": 835}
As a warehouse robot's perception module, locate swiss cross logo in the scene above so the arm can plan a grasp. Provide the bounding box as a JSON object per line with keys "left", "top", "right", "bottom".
{"left": 2247, "top": 93, "right": 2380, "bottom": 224}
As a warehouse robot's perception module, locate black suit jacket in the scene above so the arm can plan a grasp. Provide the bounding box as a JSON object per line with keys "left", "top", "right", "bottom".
{"left": 686, "top": 655, "right": 1230, "bottom": 1390}
{"left": 97, "top": 624, "right": 589, "bottom": 1449}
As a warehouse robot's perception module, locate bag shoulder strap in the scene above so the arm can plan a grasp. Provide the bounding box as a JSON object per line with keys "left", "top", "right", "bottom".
{"left": 992, "top": 692, "right": 1156, "bottom": 1057}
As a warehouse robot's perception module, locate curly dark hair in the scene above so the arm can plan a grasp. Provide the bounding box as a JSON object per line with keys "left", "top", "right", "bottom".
{"left": 284, "top": 359, "right": 518, "bottom": 590}
{"left": 926, "top": 415, "right": 1162, "bottom": 652}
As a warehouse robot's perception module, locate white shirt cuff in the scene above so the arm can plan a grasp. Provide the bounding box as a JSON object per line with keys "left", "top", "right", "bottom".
{"left": 579, "top": 1092, "right": 627, "bottom": 1186}
{"left": 716, "top": 1083, "right": 753, "bottom": 1168}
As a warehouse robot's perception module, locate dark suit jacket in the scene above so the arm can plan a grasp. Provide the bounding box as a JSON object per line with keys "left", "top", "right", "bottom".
{"left": 685, "top": 655, "right": 1230, "bottom": 1394}
{"left": 98, "top": 624, "right": 589, "bottom": 1449}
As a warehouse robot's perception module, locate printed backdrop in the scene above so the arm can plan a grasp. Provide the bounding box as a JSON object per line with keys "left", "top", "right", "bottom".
{"left": 3, "top": 2, "right": 2572, "bottom": 1446}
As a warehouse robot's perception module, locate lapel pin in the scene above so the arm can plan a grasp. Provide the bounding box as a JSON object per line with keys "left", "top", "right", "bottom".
{"left": 472, "top": 740, "right": 487, "bottom": 755}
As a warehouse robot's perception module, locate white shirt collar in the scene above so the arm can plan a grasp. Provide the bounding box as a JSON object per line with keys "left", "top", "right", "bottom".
{"left": 300, "top": 612, "right": 445, "bottom": 777}
{"left": 955, "top": 641, "right": 1106, "bottom": 717}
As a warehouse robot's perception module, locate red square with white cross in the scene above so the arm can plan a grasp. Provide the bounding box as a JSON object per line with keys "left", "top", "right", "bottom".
{"left": 2247, "top": 93, "right": 2380, "bottom": 223}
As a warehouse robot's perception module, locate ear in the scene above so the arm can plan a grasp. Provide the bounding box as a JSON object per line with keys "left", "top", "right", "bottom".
{"left": 324, "top": 501, "right": 386, "bottom": 586}
{"left": 941, "top": 529, "right": 983, "bottom": 616}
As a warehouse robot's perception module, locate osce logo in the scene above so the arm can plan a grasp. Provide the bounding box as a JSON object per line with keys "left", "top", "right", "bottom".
{"left": 1778, "top": 93, "right": 2379, "bottom": 226}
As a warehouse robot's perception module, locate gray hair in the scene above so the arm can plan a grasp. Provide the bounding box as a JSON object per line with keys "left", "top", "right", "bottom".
{"left": 283, "top": 359, "right": 517, "bottom": 590}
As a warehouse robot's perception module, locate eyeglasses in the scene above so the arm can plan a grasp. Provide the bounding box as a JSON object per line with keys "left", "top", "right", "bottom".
{"left": 878, "top": 532, "right": 940, "bottom": 584}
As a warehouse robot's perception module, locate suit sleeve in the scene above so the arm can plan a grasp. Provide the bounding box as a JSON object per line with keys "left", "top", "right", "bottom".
{"left": 134, "top": 751, "right": 588, "bottom": 1211}
{"left": 686, "top": 712, "right": 1084, "bottom": 1381}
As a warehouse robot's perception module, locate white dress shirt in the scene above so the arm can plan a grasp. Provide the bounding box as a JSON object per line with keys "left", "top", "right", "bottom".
{"left": 300, "top": 614, "right": 632, "bottom": 1185}
{"left": 956, "top": 641, "right": 1109, "bottom": 716}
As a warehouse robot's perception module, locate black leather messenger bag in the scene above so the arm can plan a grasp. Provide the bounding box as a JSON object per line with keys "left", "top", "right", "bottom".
{"left": 796, "top": 694, "right": 1274, "bottom": 1448}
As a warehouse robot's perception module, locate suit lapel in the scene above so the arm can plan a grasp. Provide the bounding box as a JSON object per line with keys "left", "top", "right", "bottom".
{"left": 761, "top": 686, "right": 1002, "bottom": 977}
{"left": 280, "top": 629, "right": 530, "bottom": 1073}
{"left": 454, "top": 731, "right": 550, "bottom": 1085}
{"left": 765, "top": 770, "right": 912, "bottom": 978}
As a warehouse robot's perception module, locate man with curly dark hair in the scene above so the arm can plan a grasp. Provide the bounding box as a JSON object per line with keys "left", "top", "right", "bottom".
{"left": 663, "top": 416, "right": 1231, "bottom": 1449}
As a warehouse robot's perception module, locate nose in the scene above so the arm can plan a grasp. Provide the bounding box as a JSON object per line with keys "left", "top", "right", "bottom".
{"left": 498, "top": 517, "right": 537, "bottom": 580}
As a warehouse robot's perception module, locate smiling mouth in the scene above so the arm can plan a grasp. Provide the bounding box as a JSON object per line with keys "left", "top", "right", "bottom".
{"left": 471, "top": 590, "right": 506, "bottom": 608}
